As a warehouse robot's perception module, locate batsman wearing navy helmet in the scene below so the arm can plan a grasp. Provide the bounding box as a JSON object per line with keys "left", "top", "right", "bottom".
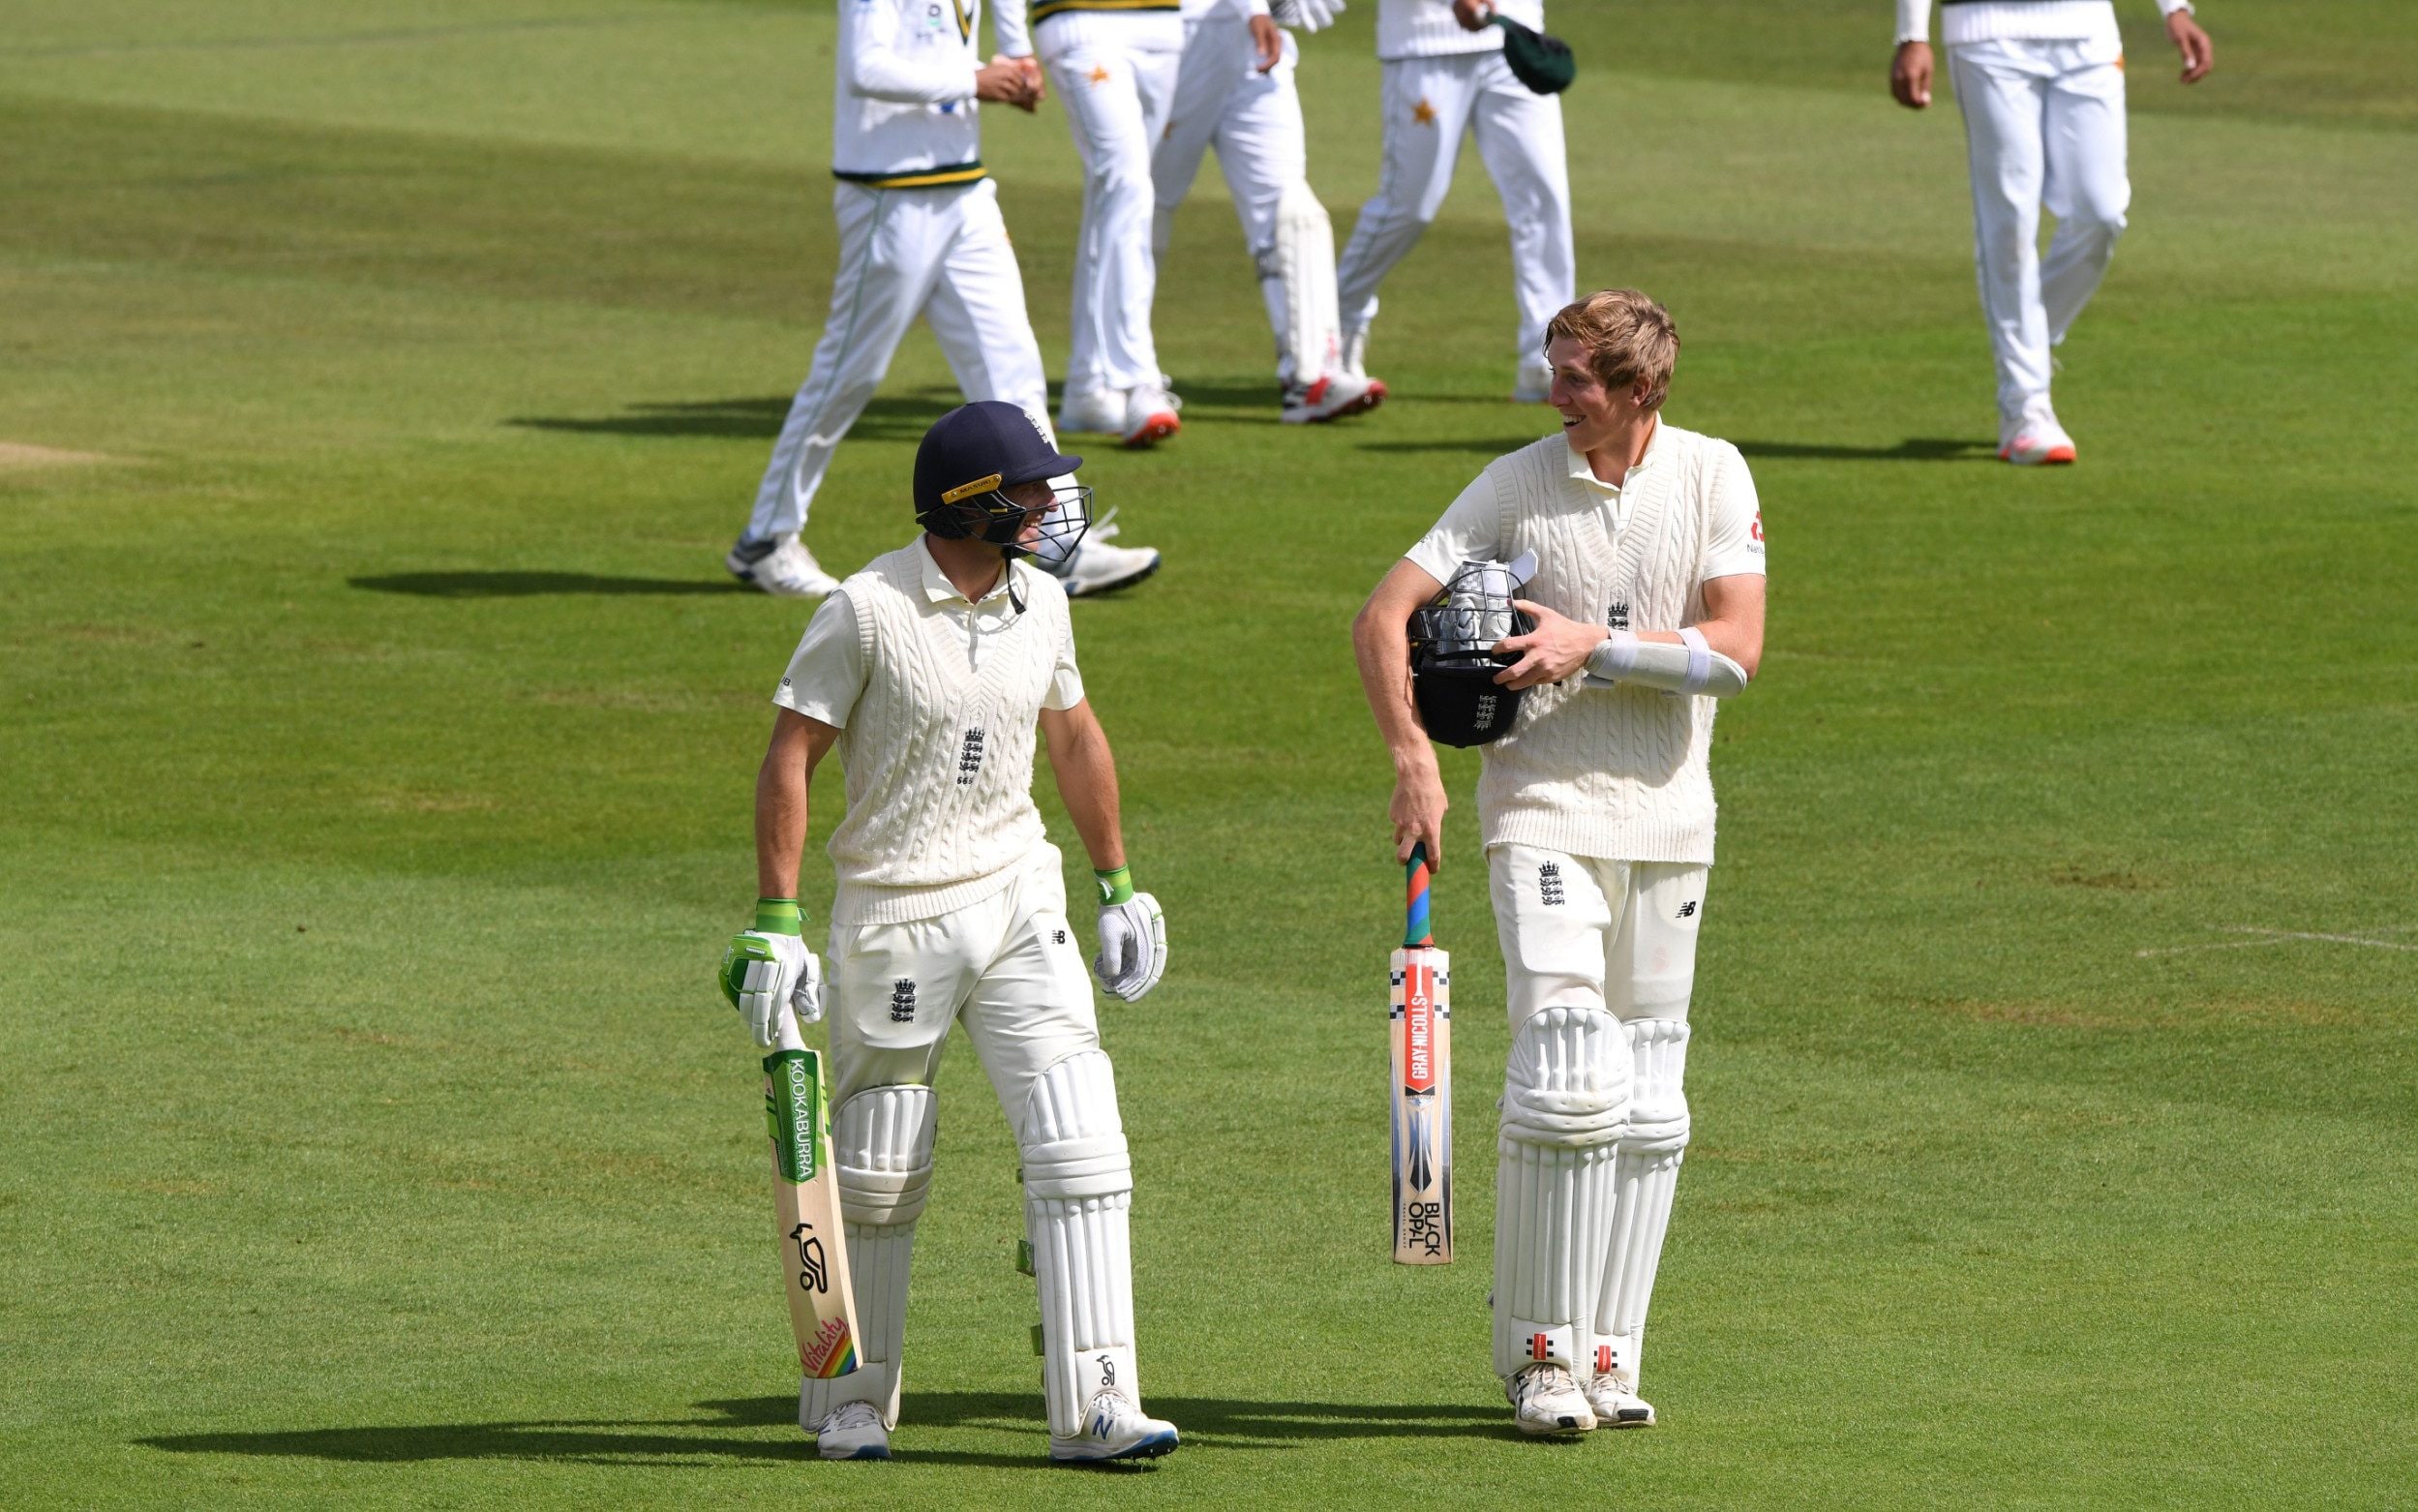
{"left": 723, "top": 400, "right": 1176, "bottom": 1464}
{"left": 1352, "top": 289, "right": 1765, "bottom": 1436}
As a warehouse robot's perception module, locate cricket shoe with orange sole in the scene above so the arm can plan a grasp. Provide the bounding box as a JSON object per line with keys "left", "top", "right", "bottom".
{"left": 1282, "top": 371, "right": 1387, "bottom": 424}
{"left": 1121, "top": 382, "right": 1181, "bottom": 448}
{"left": 2000, "top": 403, "right": 2077, "bottom": 466}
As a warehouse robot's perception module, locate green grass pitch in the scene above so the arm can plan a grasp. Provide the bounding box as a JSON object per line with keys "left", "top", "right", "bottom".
{"left": 4, "top": 1, "right": 2415, "bottom": 1505}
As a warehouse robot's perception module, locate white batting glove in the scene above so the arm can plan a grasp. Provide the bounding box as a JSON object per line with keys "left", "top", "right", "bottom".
{"left": 1274, "top": 0, "right": 1345, "bottom": 32}
{"left": 1091, "top": 866, "right": 1167, "bottom": 1002}
{"left": 719, "top": 900, "right": 825, "bottom": 1046}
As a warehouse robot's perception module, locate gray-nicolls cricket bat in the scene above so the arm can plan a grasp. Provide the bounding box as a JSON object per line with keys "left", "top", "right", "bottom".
{"left": 764, "top": 1013, "right": 861, "bottom": 1378}
{"left": 1390, "top": 842, "right": 1455, "bottom": 1264}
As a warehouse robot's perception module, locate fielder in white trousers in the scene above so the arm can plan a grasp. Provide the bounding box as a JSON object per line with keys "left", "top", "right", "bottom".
{"left": 1337, "top": 1, "right": 1574, "bottom": 399}
{"left": 1151, "top": 0, "right": 1385, "bottom": 421}
{"left": 1892, "top": 0, "right": 2214, "bottom": 462}
{"left": 1001, "top": 2, "right": 1188, "bottom": 440}
{"left": 746, "top": 180, "right": 1049, "bottom": 553}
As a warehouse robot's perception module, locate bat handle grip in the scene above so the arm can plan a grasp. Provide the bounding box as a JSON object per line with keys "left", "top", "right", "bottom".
{"left": 1404, "top": 842, "right": 1434, "bottom": 948}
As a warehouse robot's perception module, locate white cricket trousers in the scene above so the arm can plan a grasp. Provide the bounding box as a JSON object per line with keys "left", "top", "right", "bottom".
{"left": 747, "top": 178, "right": 1049, "bottom": 543}
{"left": 1950, "top": 35, "right": 2131, "bottom": 423}
{"left": 1151, "top": 15, "right": 1311, "bottom": 377}
{"left": 825, "top": 845, "right": 1100, "bottom": 1115}
{"left": 1488, "top": 844, "right": 1704, "bottom": 1392}
{"left": 1335, "top": 50, "right": 1573, "bottom": 378}
{"left": 1038, "top": 13, "right": 1185, "bottom": 396}
{"left": 803, "top": 844, "right": 1144, "bottom": 1437}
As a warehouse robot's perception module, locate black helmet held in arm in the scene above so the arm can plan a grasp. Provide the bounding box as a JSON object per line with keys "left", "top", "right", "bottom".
{"left": 1408, "top": 552, "right": 1539, "bottom": 747}
{"left": 913, "top": 400, "right": 1091, "bottom": 564}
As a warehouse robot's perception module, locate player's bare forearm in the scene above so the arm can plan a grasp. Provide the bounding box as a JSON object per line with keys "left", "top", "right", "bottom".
{"left": 755, "top": 710, "right": 838, "bottom": 899}
{"left": 1040, "top": 702, "right": 1127, "bottom": 872}
{"left": 1353, "top": 559, "right": 1451, "bottom": 866}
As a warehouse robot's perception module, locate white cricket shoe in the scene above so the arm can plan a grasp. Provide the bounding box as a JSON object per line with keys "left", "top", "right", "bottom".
{"left": 1507, "top": 1363, "right": 1596, "bottom": 1436}
{"left": 812, "top": 1401, "right": 891, "bottom": 1461}
{"left": 1057, "top": 513, "right": 1162, "bottom": 596}
{"left": 1049, "top": 1391, "right": 1179, "bottom": 1464}
{"left": 1057, "top": 386, "right": 1127, "bottom": 437}
{"left": 1121, "top": 383, "right": 1182, "bottom": 448}
{"left": 1583, "top": 1373, "right": 1657, "bottom": 1429}
{"left": 1340, "top": 326, "right": 1371, "bottom": 380}
{"left": 1513, "top": 359, "right": 1555, "bottom": 405}
{"left": 1282, "top": 371, "right": 1387, "bottom": 424}
{"left": 726, "top": 533, "right": 838, "bottom": 597}
{"left": 1999, "top": 403, "right": 2077, "bottom": 466}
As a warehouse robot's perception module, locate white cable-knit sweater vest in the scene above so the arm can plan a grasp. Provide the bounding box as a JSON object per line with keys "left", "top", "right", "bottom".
{"left": 825, "top": 546, "right": 1065, "bottom": 926}
{"left": 1477, "top": 429, "right": 1738, "bottom": 865}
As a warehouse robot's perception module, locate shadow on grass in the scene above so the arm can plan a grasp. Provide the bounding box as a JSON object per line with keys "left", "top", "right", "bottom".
{"left": 1357, "top": 437, "right": 1542, "bottom": 456}
{"left": 507, "top": 393, "right": 953, "bottom": 442}
{"left": 349, "top": 572, "right": 747, "bottom": 597}
{"left": 136, "top": 1391, "right": 1513, "bottom": 1469}
{"left": 1733, "top": 437, "right": 1994, "bottom": 462}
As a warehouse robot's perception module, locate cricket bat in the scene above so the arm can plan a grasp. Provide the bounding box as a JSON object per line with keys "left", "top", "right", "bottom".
{"left": 764, "top": 1017, "right": 861, "bottom": 1377}
{"left": 1390, "top": 843, "right": 1455, "bottom": 1264}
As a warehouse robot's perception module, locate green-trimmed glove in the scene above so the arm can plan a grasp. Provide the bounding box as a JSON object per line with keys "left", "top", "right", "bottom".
{"left": 1092, "top": 866, "right": 1167, "bottom": 1003}
{"left": 719, "top": 898, "right": 824, "bottom": 1046}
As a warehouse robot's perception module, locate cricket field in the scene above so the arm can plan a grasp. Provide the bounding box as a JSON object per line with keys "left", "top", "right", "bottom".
{"left": 4, "top": 2, "right": 2413, "bottom": 1506}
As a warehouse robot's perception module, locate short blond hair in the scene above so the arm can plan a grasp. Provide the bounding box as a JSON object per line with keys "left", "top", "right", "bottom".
{"left": 1544, "top": 289, "right": 1679, "bottom": 410}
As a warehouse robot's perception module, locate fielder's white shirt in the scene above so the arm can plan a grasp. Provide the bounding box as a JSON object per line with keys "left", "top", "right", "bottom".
{"left": 833, "top": 0, "right": 990, "bottom": 187}
{"left": 1375, "top": 0, "right": 1544, "bottom": 62}
{"left": 775, "top": 538, "right": 1085, "bottom": 925}
{"left": 1895, "top": 0, "right": 2193, "bottom": 48}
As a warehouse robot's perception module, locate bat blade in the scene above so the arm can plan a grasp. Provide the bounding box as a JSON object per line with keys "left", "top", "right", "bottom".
{"left": 1390, "top": 943, "right": 1455, "bottom": 1264}
{"left": 764, "top": 1045, "right": 861, "bottom": 1376}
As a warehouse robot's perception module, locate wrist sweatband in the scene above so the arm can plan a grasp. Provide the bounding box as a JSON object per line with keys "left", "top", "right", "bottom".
{"left": 754, "top": 897, "right": 803, "bottom": 935}
{"left": 1095, "top": 866, "right": 1135, "bottom": 906}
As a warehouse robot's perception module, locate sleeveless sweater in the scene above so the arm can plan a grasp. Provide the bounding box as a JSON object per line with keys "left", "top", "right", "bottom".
{"left": 1471, "top": 428, "right": 1742, "bottom": 865}
{"left": 825, "top": 546, "right": 1069, "bottom": 926}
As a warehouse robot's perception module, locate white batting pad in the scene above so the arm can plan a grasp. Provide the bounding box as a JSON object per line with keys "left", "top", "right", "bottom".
{"left": 1591, "top": 1019, "right": 1692, "bottom": 1391}
{"left": 1272, "top": 180, "right": 1341, "bottom": 384}
{"left": 1030, "top": 1193, "right": 1140, "bottom": 1437}
{"left": 833, "top": 1083, "right": 938, "bottom": 1226}
{"left": 801, "top": 1084, "right": 936, "bottom": 1430}
{"left": 1493, "top": 1007, "right": 1626, "bottom": 1378}
{"left": 1018, "top": 1051, "right": 1142, "bottom": 1436}
{"left": 1019, "top": 1050, "right": 1133, "bottom": 1201}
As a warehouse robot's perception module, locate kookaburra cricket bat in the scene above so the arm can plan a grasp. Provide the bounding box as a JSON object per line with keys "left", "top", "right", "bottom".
{"left": 1390, "top": 844, "right": 1455, "bottom": 1264}
{"left": 764, "top": 1018, "right": 861, "bottom": 1378}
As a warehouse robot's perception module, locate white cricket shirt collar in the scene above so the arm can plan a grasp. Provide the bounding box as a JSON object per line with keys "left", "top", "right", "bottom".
{"left": 1564, "top": 414, "right": 1664, "bottom": 495}
{"left": 916, "top": 536, "right": 1021, "bottom": 608}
